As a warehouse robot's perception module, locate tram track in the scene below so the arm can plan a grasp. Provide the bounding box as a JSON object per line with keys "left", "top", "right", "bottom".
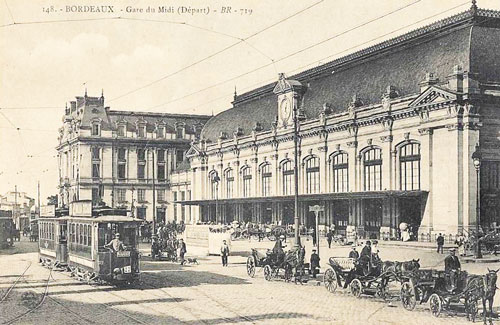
{"left": 0, "top": 262, "right": 32, "bottom": 303}
{"left": 2, "top": 266, "right": 52, "bottom": 325}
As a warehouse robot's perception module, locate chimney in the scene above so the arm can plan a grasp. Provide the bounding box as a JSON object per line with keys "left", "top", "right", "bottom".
{"left": 463, "top": 71, "right": 480, "bottom": 95}
{"left": 419, "top": 72, "right": 439, "bottom": 92}
{"left": 447, "top": 65, "right": 463, "bottom": 92}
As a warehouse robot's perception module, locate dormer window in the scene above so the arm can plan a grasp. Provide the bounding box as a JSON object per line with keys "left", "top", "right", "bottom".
{"left": 137, "top": 125, "right": 146, "bottom": 138}
{"left": 157, "top": 126, "right": 165, "bottom": 138}
{"left": 92, "top": 122, "right": 100, "bottom": 136}
{"left": 117, "top": 124, "right": 126, "bottom": 137}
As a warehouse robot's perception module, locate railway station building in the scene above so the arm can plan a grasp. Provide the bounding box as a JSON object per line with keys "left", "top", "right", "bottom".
{"left": 56, "top": 92, "right": 211, "bottom": 222}
{"left": 172, "top": 5, "right": 500, "bottom": 240}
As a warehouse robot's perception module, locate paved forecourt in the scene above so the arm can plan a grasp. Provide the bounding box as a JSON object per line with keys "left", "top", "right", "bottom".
{"left": 1, "top": 239, "right": 499, "bottom": 325}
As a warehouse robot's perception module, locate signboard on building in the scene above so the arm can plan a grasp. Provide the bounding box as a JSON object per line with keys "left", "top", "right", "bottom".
{"left": 40, "top": 205, "right": 55, "bottom": 218}
{"left": 70, "top": 200, "right": 92, "bottom": 217}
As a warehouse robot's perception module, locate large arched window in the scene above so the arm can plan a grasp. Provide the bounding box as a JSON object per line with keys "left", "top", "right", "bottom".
{"left": 399, "top": 142, "right": 420, "bottom": 190}
{"left": 209, "top": 170, "right": 219, "bottom": 199}
{"left": 305, "top": 156, "right": 320, "bottom": 193}
{"left": 261, "top": 163, "right": 272, "bottom": 196}
{"left": 331, "top": 152, "right": 348, "bottom": 192}
{"left": 363, "top": 148, "right": 382, "bottom": 191}
{"left": 225, "top": 168, "right": 234, "bottom": 198}
{"left": 282, "top": 160, "right": 294, "bottom": 195}
{"left": 241, "top": 166, "right": 252, "bottom": 197}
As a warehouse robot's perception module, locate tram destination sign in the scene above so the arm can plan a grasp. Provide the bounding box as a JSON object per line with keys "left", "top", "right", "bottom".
{"left": 40, "top": 205, "right": 55, "bottom": 218}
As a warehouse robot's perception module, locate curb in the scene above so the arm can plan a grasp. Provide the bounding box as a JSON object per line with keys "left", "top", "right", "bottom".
{"left": 463, "top": 258, "right": 500, "bottom": 264}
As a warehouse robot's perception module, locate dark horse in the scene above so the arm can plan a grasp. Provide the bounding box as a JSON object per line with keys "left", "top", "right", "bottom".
{"left": 382, "top": 259, "right": 420, "bottom": 275}
{"left": 479, "top": 268, "right": 498, "bottom": 325}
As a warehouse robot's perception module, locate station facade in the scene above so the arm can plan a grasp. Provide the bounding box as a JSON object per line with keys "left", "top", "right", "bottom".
{"left": 172, "top": 6, "right": 500, "bottom": 239}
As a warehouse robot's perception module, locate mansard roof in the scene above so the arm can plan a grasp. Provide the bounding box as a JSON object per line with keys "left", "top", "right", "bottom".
{"left": 200, "top": 7, "right": 500, "bottom": 142}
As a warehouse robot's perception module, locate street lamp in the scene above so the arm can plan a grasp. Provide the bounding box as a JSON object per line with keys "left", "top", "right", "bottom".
{"left": 212, "top": 172, "right": 220, "bottom": 224}
{"left": 472, "top": 143, "right": 482, "bottom": 259}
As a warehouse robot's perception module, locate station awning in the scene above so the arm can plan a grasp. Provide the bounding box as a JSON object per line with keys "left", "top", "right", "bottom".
{"left": 175, "top": 190, "right": 427, "bottom": 206}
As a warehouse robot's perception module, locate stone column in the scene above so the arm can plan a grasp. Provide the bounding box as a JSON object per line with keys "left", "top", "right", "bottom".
{"left": 418, "top": 127, "right": 433, "bottom": 234}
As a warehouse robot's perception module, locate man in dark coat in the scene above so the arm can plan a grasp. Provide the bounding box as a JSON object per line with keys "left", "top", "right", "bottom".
{"left": 359, "top": 240, "right": 372, "bottom": 275}
{"left": 349, "top": 244, "right": 359, "bottom": 259}
{"left": 437, "top": 233, "right": 444, "bottom": 254}
{"left": 310, "top": 249, "right": 320, "bottom": 278}
{"left": 327, "top": 230, "right": 333, "bottom": 249}
{"left": 179, "top": 239, "right": 187, "bottom": 265}
{"left": 444, "top": 248, "right": 461, "bottom": 291}
{"left": 273, "top": 235, "right": 286, "bottom": 265}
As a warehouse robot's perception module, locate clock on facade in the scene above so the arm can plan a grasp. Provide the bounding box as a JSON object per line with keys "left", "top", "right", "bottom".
{"left": 280, "top": 98, "right": 292, "bottom": 123}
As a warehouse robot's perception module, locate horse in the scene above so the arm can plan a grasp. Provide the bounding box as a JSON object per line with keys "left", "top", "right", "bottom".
{"left": 382, "top": 259, "right": 420, "bottom": 275}
{"left": 480, "top": 268, "right": 498, "bottom": 325}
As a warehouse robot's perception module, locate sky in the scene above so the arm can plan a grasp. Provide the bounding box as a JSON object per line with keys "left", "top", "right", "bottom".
{"left": 1, "top": 0, "right": 499, "bottom": 204}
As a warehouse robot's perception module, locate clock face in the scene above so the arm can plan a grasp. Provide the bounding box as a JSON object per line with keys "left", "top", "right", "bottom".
{"left": 280, "top": 98, "right": 292, "bottom": 122}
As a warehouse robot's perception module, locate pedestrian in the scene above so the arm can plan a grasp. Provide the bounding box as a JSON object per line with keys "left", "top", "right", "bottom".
{"left": 437, "top": 233, "right": 444, "bottom": 254}
{"left": 310, "top": 248, "right": 320, "bottom": 278}
{"left": 327, "top": 230, "right": 333, "bottom": 249}
{"left": 221, "top": 239, "right": 230, "bottom": 266}
{"left": 178, "top": 238, "right": 187, "bottom": 265}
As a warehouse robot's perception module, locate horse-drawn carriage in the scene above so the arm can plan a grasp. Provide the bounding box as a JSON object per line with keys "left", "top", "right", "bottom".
{"left": 399, "top": 268, "right": 487, "bottom": 320}
{"left": 151, "top": 222, "right": 183, "bottom": 261}
{"left": 246, "top": 247, "right": 305, "bottom": 282}
{"left": 324, "top": 255, "right": 394, "bottom": 300}
{"left": 324, "top": 254, "right": 420, "bottom": 301}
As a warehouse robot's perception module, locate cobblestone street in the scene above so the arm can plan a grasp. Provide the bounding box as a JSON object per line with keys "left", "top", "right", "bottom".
{"left": 1, "top": 239, "right": 499, "bottom": 324}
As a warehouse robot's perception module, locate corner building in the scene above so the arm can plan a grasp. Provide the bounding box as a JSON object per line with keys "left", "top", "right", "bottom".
{"left": 173, "top": 7, "right": 500, "bottom": 240}
{"left": 56, "top": 92, "right": 211, "bottom": 222}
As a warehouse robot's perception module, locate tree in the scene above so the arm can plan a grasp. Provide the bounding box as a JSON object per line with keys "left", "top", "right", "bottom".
{"left": 47, "top": 195, "right": 58, "bottom": 206}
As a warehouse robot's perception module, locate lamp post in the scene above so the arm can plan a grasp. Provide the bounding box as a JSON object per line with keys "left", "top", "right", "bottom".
{"left": 472, "top": 143, "right": 482, "bottom": 259}
{"left": 293, "top": 98, "right": 301, "bottom": 248}
{"left": 212, "top": 172, "right": 220, "bottom": 223}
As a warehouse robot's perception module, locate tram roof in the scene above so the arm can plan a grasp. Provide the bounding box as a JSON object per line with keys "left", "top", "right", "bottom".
{"left": 60, "top": 215, "right": 143, "bottom": 223}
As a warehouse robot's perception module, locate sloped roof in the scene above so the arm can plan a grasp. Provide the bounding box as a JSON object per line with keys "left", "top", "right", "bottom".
{"left": 200, "top": 8, "right": 500, "bottom": 141}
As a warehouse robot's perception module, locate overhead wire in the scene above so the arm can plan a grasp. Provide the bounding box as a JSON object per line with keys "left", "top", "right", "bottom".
{"left": 135, "top": 0, "right": 425, "bottom": 112}
{"left": 179, "top": 1, "right": 471, "bottom": 115}
{"left": 106, "top": 0, "right": 325, "bottom": 102}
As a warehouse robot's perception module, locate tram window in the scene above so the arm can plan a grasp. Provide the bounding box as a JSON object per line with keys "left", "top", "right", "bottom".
{"left": 60, "top": 225, "right": 67, "bottom": 242}
{"left": 83, "top": 225, "right": 87, "bottom": 246}
{"left": 80, "top": 224, "right": 84, "bottom": 244}
{"left": 87, "top": 225, "right": 91, "bottom": 246}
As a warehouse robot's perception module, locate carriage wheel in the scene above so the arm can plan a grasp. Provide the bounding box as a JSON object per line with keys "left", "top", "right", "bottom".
{"left": 350, "top": 279, "right": 362, "bottom": 298}
{"left": 429, "top": 293, "right": 442, "bottom": 317}
{"left": 400, "top": 281, "right": 417, "bottom": 311}
{"left": 284, "top": 265, "right": 292, "bottom": 282}
{"left": 323, "top": 268, "right": 338, "bottom": 293}
{"left": 264, "top": 265, "right": 272, "bottom": 281}
{"left": 246, "top": 257, "right": 256, "bottom": 278}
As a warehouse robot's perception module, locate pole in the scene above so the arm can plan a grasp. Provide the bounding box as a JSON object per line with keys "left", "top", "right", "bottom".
{"left": 37, "top": 181, "right": 40, "bottom": 219}
{"left": 14, "top": 185, "right": 18, "bottom": 227}
{"left": 293, "top": 101, "right": 300, "bottom": 248}
{"left": 152, "top": 149, "right": 156, "bottom": 234}
{"left": 315, "top": 211, "right": 320, "bottom": 255}
{"left": 476, "top": 167, "right": 482, "bottom": 258}
{"left": 215, "top": 182, "right": 219, "bottom": 223}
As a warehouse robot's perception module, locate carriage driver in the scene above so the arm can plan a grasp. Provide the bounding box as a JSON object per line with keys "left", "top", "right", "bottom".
{"left": 444, "top": 248, "right": 461, "bottom": 292}
{"left": 104, "top": 233, "right": 125, "bottom": 252}
{"left": 272, "top": 235, "right": 286, "bottom": 265}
